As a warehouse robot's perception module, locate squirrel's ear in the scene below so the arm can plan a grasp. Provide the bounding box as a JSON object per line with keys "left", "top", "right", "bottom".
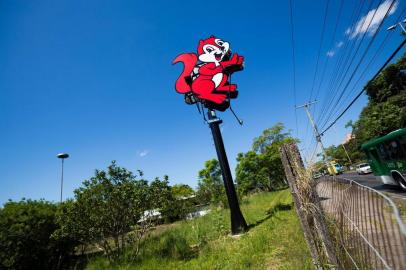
{"left": 210, "top": 35, "right": 215, "bottom": 38}
{"left": 197, "top": 40, "right": 204, "bottom": 55}
{"left": 198, "top": 40, "right": 204, "bottom": 49}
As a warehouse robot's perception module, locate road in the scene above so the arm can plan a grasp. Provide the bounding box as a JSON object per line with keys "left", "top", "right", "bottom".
{"left": 340, "top": 172, "right": 406, "bottom": 200}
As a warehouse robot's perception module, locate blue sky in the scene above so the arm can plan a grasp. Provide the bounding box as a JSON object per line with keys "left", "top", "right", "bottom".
{"left": 1, "top": 0, "right": 405, "bottom": 204}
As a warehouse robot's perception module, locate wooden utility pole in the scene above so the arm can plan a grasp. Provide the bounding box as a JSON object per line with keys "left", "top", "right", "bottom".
{"left": 296, "top": 101, "right": 335, "bottom": 174}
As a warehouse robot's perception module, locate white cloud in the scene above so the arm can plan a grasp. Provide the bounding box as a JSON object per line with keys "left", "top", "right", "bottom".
{"left": 326, "top": 50, "right": 335, "bottom": 57}
{"left": 138, "top": 150, "right": 149, "bottom": 157}
{"left": 326, "top": 41, "right": 344, "bottom": 58}
{"left": 347, "top": 0, "right": 398, "bottom": 39}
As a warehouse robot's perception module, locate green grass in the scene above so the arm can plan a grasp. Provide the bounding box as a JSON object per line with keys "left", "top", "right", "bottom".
{"left": 86, "top": 190, "right": 312, "bottom": 270}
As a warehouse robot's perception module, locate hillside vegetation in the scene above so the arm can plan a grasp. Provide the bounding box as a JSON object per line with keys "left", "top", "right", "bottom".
{"left": 86, "top": 190, "right": 312, "bottom": 270}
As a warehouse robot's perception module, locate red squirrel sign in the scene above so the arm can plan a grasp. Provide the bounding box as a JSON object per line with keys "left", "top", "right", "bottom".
{"left": 173, "top": 36, "right": 244, "bottom": 111}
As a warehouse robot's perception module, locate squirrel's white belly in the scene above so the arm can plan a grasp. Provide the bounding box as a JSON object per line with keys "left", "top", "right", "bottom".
{"left": 212, "top": 73, "right": 223, "bottom": 87}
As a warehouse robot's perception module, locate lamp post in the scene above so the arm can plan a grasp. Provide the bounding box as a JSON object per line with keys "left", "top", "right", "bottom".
{"left": 57, "top": 153, "right": 69, "bottom": 203}
{"left": 387, "top": 19, "right": 406, "bottom": 34}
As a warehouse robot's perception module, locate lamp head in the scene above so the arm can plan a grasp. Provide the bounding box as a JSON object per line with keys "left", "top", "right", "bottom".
{"left": 57, "top": 153, "right": 69, "bottom": 159}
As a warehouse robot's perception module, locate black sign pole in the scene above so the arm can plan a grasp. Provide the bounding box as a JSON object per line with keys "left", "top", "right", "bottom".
{"left": 207, "top": 109, "right": 248, "bottom": 234}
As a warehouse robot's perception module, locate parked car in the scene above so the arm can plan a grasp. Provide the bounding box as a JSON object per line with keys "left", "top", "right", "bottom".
{"left": 356, "top": 163, "right": 372, "bottom": 175}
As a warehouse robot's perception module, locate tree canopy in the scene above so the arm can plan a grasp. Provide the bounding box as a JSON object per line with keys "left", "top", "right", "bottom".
{"left": 197, "top": 159, "right": 226, "bottom": 206}
{"left": 236, "top": 123, "right": 296, "bottom": 195}
{"left": 353, "top": 53, "right": 406, "bottom": 144}
{"left": 0, "top": 199, "right": 74, "bottom": 270}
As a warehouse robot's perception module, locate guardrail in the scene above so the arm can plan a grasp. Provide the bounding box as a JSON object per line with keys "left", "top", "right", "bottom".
{"left": 316, "top": 176, "right": 406, "bottom": 270}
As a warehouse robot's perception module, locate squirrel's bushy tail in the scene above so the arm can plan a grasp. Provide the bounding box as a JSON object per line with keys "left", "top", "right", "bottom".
{"left": 172, "top": 53, "right": 198, "bottom": 93}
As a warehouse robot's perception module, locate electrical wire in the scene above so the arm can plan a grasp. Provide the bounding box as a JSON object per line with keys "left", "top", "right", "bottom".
{"left": 313, "top": 0, "right": 345, "bottom": 104}
{"left": 320, "top": 37, "right": 406, "bottom": 136}
{"left": 335, "top": 7, "right": 405, "bottom": 113}
{"left": 315, "top": 0, "right": 367, "bottom": 125}
{"left": 309, "top": 0, "right": 331, "bottom": 102}
{"left": 317, "top": 0, "right": 378, "bottom": 127}
{"left": 319, "top": 0, "right": 392, "bottom": 128}
{"left": 320, "top": 0, "right": 398, "bottom": 130}
{"left": 302, "top": 0, "right": 332, "bottom": 151}
{"left": 289, "top": 0, "right": 299, "bottom": 138}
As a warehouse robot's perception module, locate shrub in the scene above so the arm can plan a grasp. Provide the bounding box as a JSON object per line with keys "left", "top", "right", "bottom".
{"left": 0, "top": 199, "right": 75, "bottom": 270}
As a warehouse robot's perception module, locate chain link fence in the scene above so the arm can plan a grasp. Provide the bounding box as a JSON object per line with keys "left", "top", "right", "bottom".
{"left": 280, "top": 142, "right": 406, "bottom": 269}
{"left": 316, "top": 176, "right": 406, "bottom": 270}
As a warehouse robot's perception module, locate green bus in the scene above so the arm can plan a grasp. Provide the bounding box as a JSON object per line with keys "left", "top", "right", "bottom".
{"left": 361, "top": 128, "right": 406, "bottom": 191}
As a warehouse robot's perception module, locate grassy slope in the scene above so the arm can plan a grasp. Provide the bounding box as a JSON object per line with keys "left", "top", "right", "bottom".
{"left": 87, "top": 190, "right": 312, "bottom": 270}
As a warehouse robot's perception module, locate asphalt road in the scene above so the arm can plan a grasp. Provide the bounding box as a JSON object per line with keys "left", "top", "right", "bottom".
{"left": 340, "top": 172, "right": 406, "bottom": 200}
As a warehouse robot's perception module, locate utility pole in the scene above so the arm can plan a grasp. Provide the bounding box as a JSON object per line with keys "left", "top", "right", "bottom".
{"left": 341, "top": 144, "right": 353, "bottom": 166}
{"left": 296, "top": 101, "right": 333, "bottom": 174}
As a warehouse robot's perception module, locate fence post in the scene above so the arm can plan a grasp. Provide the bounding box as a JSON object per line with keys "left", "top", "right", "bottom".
{"left": 280, "top": 142, "right": 338, "bottom": 269}
{"left": 280, "top": 143, "right": 322, "bottom": 269}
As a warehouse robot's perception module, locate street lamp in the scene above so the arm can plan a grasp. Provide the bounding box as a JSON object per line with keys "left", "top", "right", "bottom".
{"left": 57, "top": 153, "right": 69, "bottom": 203}
{"left": 387, "top": 19, "right": 406, "bottom": 34}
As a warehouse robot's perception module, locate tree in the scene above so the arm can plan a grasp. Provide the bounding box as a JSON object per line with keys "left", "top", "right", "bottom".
{"left": 197, "top": 159, "right": 226, "bottom": 206}
{"left": 56, "top": 161, "right": 151, "bottom": 261}
{"left": 0, "top": 199, "right": 75, "bottom": 270}
{"left": 252, "top": 123, "right": 291, "bottom": 153}
{"left": 236, "top": 123, "right": 295, "bottom": 195}
{"left": 365, "top": 54, "right": 405, "bottom": 103}
{"left": 150, "top": 176, "right": 181, "bottom": 223}
{"left": 354, "top": 92, "right": 406, "bottom": 143}
{"left": 344, "top": 120, "right": 354, "bottom": 131}
{"left": 171, "top": 184, "right": 195, "bottom": 199}
{"left": 352, "top": 53, "right": 406, "bottom": 144}
{"left": 169, "top": 184, "right": 196, "bottom": 220}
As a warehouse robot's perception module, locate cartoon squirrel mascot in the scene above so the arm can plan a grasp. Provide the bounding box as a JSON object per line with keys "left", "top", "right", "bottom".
{"left": 173, "top": 36, "right": 244, "bottom": 111}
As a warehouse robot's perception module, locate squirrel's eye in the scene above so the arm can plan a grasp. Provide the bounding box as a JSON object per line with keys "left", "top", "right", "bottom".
{"left": 206, "top": 48, "right": 213, "bottom": 53}
{"left": 218, "top": 41, "right": 223, "bottom": 45}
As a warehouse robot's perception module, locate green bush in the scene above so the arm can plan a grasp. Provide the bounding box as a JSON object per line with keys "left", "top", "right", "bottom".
{"left": 0, "top": 199, "right": 75, "bottom": 270}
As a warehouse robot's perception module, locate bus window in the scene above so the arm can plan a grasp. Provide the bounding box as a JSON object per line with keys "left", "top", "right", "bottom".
{"left": 370, "top": 148, "right": 380, "bottom": 162}
{"left": 399, "top": 135, "right": 406, "bottom": 154}
{"left": 386, "top": 139, "right": 406, "bottom": 160}
{"left": 378, "top": 144, "right": 390, "bottom": 161}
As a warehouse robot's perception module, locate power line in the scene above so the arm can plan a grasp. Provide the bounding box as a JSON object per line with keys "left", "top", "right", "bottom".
{"left": 317, "top": 0, "right": 379, "bottom": 128}
{"left": 320, "top": 0, "right": 398, "bottom": 129}
{"left": 302, "top": 0, "right": 331, "bottom": 152}
{"left": 318, "top": 0, "right": 396, "bottom": 129}
{"left": 309, "top": 0, "right": 331, "bottom": 102}
{"left": 288, "top": 0, "right": 299, "bottom": 137}
{"left": 320, "top": 37, "right": 406, "bottom": 136}
{"left": 334, "top": 7, "right": 405, "bottom": 114}
{"left": 315, "top": 0, "right": 367, "bottom": 125}
{"left": 305, "top": 0, "right": 346, "bottom": 150}
{"left": 313, "top": 0, "right": 345, "bottom": 103}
